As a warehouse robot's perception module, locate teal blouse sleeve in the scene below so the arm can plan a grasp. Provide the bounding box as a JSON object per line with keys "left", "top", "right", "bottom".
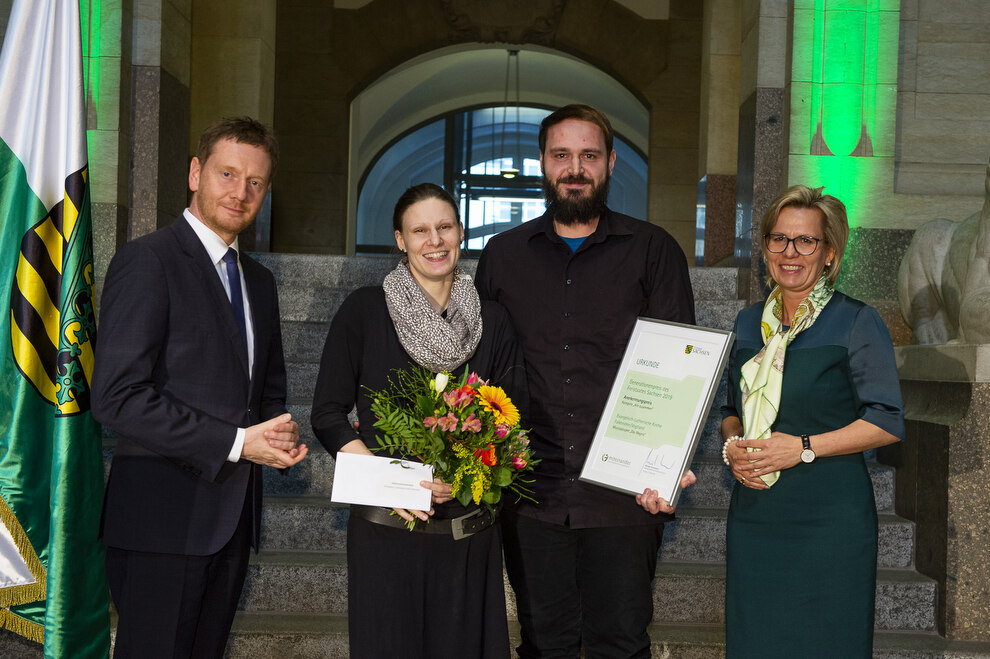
{"left": 847, "top": 304, "right": 905, "bottom": 440}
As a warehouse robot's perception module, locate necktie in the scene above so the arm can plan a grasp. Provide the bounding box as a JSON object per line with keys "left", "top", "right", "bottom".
{"left": 222, "top": 248, "right": 248, "bottom": 351}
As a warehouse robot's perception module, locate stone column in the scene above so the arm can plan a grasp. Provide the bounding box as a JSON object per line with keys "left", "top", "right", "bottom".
{"left": 735, "top": 0, "right": 789, "bottom": 302}
{"left": 698, "top": 0, "right": 741, "bottom": 267}
{"left": 888, "top": 344, "right": 990, "bottom": 640}
{"left": 272, "top": 0, "right": 341, "bottom": 254}
{"left": 190, "top": 0, "right": 276, "bottom": 251}
{"left": 81, "top": 0, "right": 134, "bottom": 297}
{"left": 130, "top": 0, "right": 191, "bottom": 240}
{"left": 645, "top": 1, "right": 702, "bottom": 254}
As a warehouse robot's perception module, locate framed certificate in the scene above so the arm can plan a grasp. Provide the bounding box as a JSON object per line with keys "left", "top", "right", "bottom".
{"left": 579, "top": 318, "right": 734, "bottom": 507}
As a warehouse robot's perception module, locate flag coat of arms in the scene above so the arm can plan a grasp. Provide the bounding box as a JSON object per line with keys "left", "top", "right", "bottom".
{"left": 0, "top": 0, "right": 111, "bottom": 655}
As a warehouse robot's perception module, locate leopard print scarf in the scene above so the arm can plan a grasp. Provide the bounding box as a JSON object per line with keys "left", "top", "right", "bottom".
{"left": 382, "top": 260, "right": 483, "bottom": 372}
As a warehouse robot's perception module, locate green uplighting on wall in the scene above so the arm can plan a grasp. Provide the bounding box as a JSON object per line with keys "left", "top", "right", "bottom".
{"left": 790, "top": 0, "right": 900, "bottom": 227}
{"left": 80, "top": 0, "right": 101, "bottom": 117}
{"left": 80, "top": 0, "right": 101, "bottom": 129}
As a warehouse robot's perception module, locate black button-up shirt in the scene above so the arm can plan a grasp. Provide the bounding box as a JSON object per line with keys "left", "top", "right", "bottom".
{"left": 475, "top": 206, "right": 696, "bottom": 528}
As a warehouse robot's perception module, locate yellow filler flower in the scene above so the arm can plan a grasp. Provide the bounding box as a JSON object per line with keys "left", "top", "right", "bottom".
{"left": 477, "top": 385, "right": 520, "bottom": 427}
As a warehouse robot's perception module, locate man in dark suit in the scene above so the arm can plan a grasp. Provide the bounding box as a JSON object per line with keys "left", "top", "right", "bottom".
{"left": 92, "top": 117, "right": 307, "bottom": 658}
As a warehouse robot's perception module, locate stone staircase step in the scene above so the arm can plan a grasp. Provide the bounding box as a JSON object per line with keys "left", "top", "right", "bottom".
{"left": 287, "top": 361, "right": 320, "bottom": 404}
{"left": 695, "top": 298, "right": 745, "bottom": 332}
{"left": 260, "top": 497, "right": 349, "bottom": 551}
{"left": 227, "top": 612, "right": 350, "bottom": 658}
{"left": 260, "top": 496, "right": 915, "bottom": 569}
{"left": 655, "top": 506, "right": 914, "bottom": 569}
{"left": 226, "top": 617, "right": 720, "bottom": 659}
{"left": 0, "top": 630, "right": 45, "bottom": 659}
{"left": 221, "top": 616, "right": 990, "bottom": 659}
{"left": 238, "top": 551, "right": 936, "bottom": 631}
{"left": 7, "top": 619, "right": 990, "bottom": 659}
{"left": 281, "top": 320, "right": 329, "bottom": 364}
{"left": 652, "top": 562, "right": 936, "bottom": 631}
{"left": 253, "top": 253, "right": 399, "bottom": 303}
{"left": 872, "top": 632, "right": 990, "bottom": 659}
{"left": 261, "top": 452, "right": 337, "bottom": 497}
{"left": 239, "top": 551, "right": 349, "bottom": 614}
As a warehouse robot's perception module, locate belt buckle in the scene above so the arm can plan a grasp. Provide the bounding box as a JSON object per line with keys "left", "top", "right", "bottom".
{"left": 451, "top": 509, "right": 484, "bottom": 541}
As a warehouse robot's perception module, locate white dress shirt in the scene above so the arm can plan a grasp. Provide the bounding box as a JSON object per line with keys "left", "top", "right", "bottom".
{"left": 183, "top": 209, "right": 253, "bottom": 462}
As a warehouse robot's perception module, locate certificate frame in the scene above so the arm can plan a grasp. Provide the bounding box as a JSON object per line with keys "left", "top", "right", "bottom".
{"left": 579, "top": 318, "right": 734, "bottom": 507}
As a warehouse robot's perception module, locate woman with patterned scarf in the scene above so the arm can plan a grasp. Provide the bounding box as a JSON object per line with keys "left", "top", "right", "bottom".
{"left": 311, "top": 183, "right": 526, "bottom": 658}
{"left": 720, "top": 185, "right": 904, "bottom": 658}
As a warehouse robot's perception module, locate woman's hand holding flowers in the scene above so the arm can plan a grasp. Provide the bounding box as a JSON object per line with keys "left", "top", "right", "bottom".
{"left": 422, "top": 477, "right": 453, "bottom": 504}
{"left": 391, "top": 478, "right": 454, "bottom": 522}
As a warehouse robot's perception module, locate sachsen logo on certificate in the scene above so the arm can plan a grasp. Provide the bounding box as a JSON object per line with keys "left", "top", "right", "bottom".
{"left": 580, "top": 318, "right": 734, "bottom": 506}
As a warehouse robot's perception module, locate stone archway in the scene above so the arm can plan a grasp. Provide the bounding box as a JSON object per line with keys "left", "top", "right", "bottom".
{"left": 272, "top": 0, "right": 701, "bottom": 255}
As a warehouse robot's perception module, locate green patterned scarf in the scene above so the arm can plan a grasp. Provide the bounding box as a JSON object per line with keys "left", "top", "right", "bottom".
{"left": 739, "top": 275, "right": 834, "bottom": 486}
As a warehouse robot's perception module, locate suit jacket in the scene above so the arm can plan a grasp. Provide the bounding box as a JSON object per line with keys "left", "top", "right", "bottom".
{"left": 92, "top": 217, "right": 287, "bottom": 556}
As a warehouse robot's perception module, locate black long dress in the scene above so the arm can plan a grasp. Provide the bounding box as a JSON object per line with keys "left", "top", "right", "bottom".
{"left": 312, "top": 286, "right": 527, "bottom": 659}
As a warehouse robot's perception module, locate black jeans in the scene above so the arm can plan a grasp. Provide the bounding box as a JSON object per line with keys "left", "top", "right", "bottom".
{"left": 501, "top": 511, "right": 664, "bottom": 659}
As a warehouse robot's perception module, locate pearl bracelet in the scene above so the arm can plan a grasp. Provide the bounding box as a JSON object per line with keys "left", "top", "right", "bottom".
{"left": 722, "top": 435, "right": 743, "bottom": 466}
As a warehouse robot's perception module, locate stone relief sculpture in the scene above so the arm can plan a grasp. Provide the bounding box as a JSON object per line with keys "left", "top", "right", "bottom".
{"left": 898, "top": 162, "right": 990, "bottom": 344}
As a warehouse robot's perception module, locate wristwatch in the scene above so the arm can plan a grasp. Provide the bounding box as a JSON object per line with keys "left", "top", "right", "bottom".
{"left": 800, "top": 434, "right": 816, "bottom": 463}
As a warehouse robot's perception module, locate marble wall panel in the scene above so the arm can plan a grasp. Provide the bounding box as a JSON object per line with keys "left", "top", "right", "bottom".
{"left": 755, "top": 14, "right": 787, "bottom": 89}
{"left": 916, "top": 43, "right": 990, "bottom": 94}
{"left": 130, "top": 65, "right": 190, "bottom": 241}
{"left": 735, "top": 91, "right": 756, "bottom": 267}
{"left": 162, "top": 0, "right": 190, "bottom": 86}
{"left": 702, "top": 173, "right": 736, "bottom": 267}
{"left": 917, "top": 0, "right": 990, "bottom": 22}
{"left": 837, "top": 227, "right": 914, "bottom": 343}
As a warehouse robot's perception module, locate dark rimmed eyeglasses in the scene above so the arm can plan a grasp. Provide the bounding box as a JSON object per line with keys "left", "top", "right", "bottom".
{"left": 764, "top": 233, "right": 824, "bottom": 256}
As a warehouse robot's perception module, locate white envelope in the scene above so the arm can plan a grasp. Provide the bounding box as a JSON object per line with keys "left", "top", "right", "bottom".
{"left": 330, "top": 452, "right": 433, "bottom": 511}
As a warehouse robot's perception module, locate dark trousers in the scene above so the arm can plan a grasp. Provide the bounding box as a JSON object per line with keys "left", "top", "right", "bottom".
{"left": 501, "top": 512, "right": 664, "bottom": 659}
{"left": 105, "top": 498, "right": 252, "bottom": 659}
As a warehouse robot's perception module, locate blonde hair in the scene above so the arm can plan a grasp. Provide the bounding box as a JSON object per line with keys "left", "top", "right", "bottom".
{"left": 760, "top": 185, "right": 849, "bottom": 286}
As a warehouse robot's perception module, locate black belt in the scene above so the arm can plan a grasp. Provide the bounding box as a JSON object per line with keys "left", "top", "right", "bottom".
{"left": 350, "top": 504, "right": 496, "bottom": 540}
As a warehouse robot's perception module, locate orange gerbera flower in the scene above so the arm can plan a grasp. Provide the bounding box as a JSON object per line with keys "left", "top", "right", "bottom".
{"left": 477, "top": 385, "right": 520, "bottom": 427}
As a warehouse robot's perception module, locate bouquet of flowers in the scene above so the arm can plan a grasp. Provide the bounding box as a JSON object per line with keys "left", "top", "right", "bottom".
{"left": 368, "top": 366, "right": 537, "bottom": 516}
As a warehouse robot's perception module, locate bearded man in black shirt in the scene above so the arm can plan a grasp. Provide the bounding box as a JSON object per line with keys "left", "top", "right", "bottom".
{"left": 475, "top": 104, "right": 697, "bottom": 658}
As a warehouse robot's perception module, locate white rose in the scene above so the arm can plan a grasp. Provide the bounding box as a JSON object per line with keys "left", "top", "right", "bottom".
{"left": 433, "top": 372, "right": 450, "bottom": 393}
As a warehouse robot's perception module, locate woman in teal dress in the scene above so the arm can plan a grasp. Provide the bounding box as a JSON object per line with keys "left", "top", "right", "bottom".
{"left": 720, "top": 185, "right": 905, "bottom": 658}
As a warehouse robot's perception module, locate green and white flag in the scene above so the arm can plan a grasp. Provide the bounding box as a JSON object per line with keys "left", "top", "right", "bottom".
{"left": 0, "top": 0, "right": 111, "bottom": 655}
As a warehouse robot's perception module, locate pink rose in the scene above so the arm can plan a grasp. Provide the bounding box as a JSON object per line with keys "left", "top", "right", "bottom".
{"left": 494, "top": 423, "right": 509, "bottom": 439}
{"left": 512, "top": 456, "right": 528, "bottom": 470}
